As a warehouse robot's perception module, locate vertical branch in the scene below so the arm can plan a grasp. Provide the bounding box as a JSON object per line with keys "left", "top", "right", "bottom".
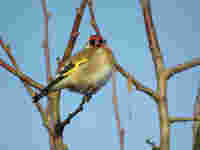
{"left": 40, "top": 1, "right": 58, "bottom": 149}
{"left": 192, "top": 82, "right": 200, "bottom": 150}
{"left": 0, "top": 37, "right": 50, "bottom": 135}
{"left": 140, "top": 1, "right": 169, "bottom": 150}
{"left": 140, "top": 0, "right": 165, "bottom": 77}
{"left": 41, "top": 0, "right": 52, "bottom": 82}
{"left": 112, "top": 69, "right": 125, "bottom": 150}
{"left": 87, "top": 0, "right": 101, "bottom": 36}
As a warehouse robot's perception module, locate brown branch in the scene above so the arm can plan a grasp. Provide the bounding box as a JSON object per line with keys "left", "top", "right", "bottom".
{"left": 193, "top": 84, "right": 200, "bottom": 150}
{"left": 114, "top": 63, "right": 160, "bottom": 102}
{"left": 165, "top": 58, "right": 200, "bottom": 80}
{"left": 112, "top": 69, "right": 124, "bottom": 150}
{"left": 140, "top": 1, "right": 169, "bottom": 150}
{"left": 41, "top": 0, "right": 53, "bottom": 82}
{"left": 169, "top": 117, "right": 200, "bottom": 124}
{"left": 0, "top": 37, "right": 44, "bottom": 90}
{"left": 87, "top": 0, "right": 101, "bottom": 36}
{"left": 0, "top": 37, "right": 18, "bottom": 69}
{"left": 54, "top": 95, "right": 91, "bottom": 137}
{"left": 62, "top": 0, "right": 88, "bottom": 63}
{"left": 0, "top": 37, "right": 49, "bottom": 131}
{"left": 40, "top": 1, "right": 55, "bottom": 145}
{"left": 62, "top": 95, "right": 90, "bottom": 127}
{"left": 0, "top": 58, "right": 44, "bottom": 90}
{"left": 140, "top": 0, "right": 165, "bottom": 77}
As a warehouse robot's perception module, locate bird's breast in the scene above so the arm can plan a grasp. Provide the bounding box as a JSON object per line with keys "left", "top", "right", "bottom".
{"left": 67, "top": 49, "right": 113, "bottom": 94}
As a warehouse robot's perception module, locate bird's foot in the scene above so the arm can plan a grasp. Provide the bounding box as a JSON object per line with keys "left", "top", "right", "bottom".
{"left": 85, "top": 93, "right": 93, "bottom": 103}
{"left": 55, "top": 122, "right": 64, "bottom": 137}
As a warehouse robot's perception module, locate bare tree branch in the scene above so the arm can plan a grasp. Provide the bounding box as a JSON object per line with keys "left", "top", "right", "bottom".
{"left": 0, "top": 37, "right": 50, "bottom": 132}
{"left": 61, "top": 0, "right": 88, "bottom": 63}
{"left": 0, "top": 58, "right": 44, "bottom": 90}
{"left": 193, "top": 83, "right": 200, "bottom": 150}
{"left": 54, "top": 95, "right": 91, "bottom": 137}
{"left": 169, "top": 117, "right": 200, "bottom": 124}
{"left": 140, "top": 1, "right": 169, "bottom": 150}
{"left": 40, "top": 2, "right": 55, "bottom": 149}
{"left": 41, "top": 0, "right": 53, "bottom": 82}
{"left": 140, "top": 0, "right": 165, "bottom": 77}
{"left": 114, "top": 63, "right": 160, "bottom": 102}
{"left": 112, "top": 69, "right": 124, "bottom": 150}
{"left": 87, "top": 0, "right": 101, "bottom": 36}
{"left": 165, "top": 58, "right": 200, "bottom": 80}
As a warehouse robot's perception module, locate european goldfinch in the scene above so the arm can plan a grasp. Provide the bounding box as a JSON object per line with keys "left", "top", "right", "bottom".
{"left": 33, "top": 35, "right": 116, "bottom": 103}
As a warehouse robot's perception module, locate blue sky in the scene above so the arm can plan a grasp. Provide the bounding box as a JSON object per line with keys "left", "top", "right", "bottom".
{"left": 0, "top": 0, "right": 200, "bottom": 150}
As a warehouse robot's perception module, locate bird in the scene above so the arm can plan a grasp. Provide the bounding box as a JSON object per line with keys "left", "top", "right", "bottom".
{"left": 32, "top": 34, "right": 117, "bottom": 103}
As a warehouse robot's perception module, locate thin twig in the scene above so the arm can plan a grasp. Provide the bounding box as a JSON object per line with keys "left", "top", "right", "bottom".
{"left": 40, "top": 1, "right": 55, "bottom": 145}
{"left": 41, "top": 0, "right": 53, "bottom": 82}
{"left": 61, "top": 0, "right": 88, "bottom": 63}
{"left": 87, "top": 0, "right": 101, "bottom": 36}
{"left": 165, "top": 58, "right": 200, "bottom": 80}
{"left": 0, "top": 38, "right": 44, "bottom": 90}
{"left": 0, "top": 58, "right": 44, "bottom": 90}
{"left": 193, "top": 83, "right": 200, "bottom": 150}
{"left": 114, "top": 63, "right": 160, "bottom": 102}
{"left": 169, "top": 117, "right": 200, "bottom": 124}
{"left": 0, "top": 37, "right": 50, "bottom": 131}
{"left": 112, "top": 69, "right": 124, "bottom": 150}
{"left": 62, "top": 95, "right": 90, "bottom": 127}
{"left": 140, "top": 0, "right": 165, "bottom": 76}
{"left": 54, "top": 95, "right": 91, "bottom": 137}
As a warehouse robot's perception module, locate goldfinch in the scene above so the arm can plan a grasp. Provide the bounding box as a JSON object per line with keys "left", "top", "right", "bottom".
{"left": 33, "top": 35, "right": 117, "bottom": 103}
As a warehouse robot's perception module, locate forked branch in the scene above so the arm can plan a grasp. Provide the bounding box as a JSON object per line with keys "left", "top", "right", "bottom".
{"left": 0, "top": 37, "right": 49, "bottom": 130}
{"left": 115, "top": 63, "right": 160, "bottom": 102}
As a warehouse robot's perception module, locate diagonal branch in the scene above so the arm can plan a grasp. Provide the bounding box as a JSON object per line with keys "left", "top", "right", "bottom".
{"left": 41, "top": 0, "right": 53, "bottom": 82}
{"left": 0, "top": 37, "right": 44, "bottom": 90}
{"left": 114, "top": 63, "right": 160, "bottom": 102}
{"left": 87, "top": 0, "right": 101, "bottom": 36}
{"left": 54, "top": 95, "right": 91, "bottom": 137}
{"left": 140, "top": 0, "right": 165, "bottom": 77}
{"left": 0, "top": 37, "right": 49, "bottom": 130}
{"left": 62, "top": 0, "right": 88, "bottom": 63}
{"left": 0, "top": 58, "right": 44, "bottom": 90}
{"left": 165, "top": 58, "right": 200, "bottom": 80}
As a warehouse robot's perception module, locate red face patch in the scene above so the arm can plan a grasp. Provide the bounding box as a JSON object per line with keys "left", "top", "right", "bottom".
{"left": 88, "top": 35, "right": 105, "bottom": 48}
{"left": 88, "top": 35, "right": 103, "bottom": 41}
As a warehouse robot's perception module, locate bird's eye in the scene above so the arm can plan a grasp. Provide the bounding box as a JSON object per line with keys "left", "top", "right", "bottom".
{"left": 89, "top": 39, "right": 96, "bottom": 46}
{"left": 99, "top": 39, "right": 103, "bottom": 44}
{"left": 60, "top": 62, "right": 75, "bottom": 73}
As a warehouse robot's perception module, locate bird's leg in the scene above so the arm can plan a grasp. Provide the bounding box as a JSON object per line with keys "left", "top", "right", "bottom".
{"left": 54, "top": 94, "right": 93, "bottom": 136}
{"left": 85, "top": 92, "right": 93, "bottom": 103}
{"left": 55, "top": 120, "right": 64, "bottom": 137}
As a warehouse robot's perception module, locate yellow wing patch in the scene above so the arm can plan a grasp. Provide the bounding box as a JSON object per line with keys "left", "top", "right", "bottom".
{"left": 63, "top": 58, "right": 88, "bottom": 77}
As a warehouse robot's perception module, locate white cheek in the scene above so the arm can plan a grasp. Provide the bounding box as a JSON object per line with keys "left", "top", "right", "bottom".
{"left": 55, "top": 74, "right": 60, "bottom": 78}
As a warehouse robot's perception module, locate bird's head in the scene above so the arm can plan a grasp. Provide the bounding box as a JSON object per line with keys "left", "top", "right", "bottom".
{"left": 86, "top": 34, "right": 106, "bottom": 48}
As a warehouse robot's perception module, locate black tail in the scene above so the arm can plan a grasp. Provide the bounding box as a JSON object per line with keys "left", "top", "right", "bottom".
{"left": 32, "top": 89, "right": 48, "bottom": 103}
